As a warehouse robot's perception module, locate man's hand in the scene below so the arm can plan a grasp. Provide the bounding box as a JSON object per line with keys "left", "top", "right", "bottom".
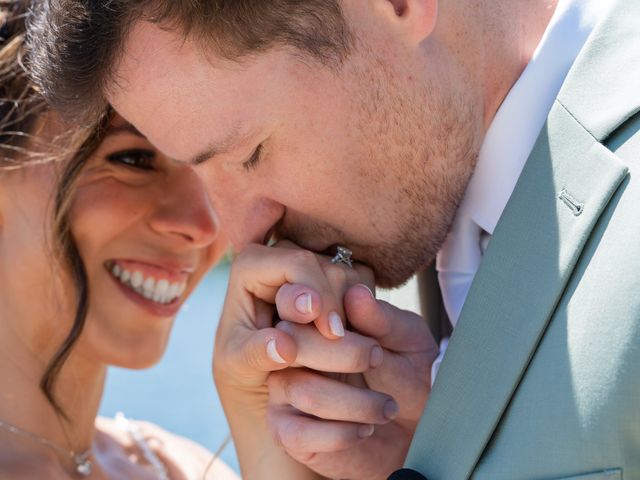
{"left": 266, "top": 284, "right": 439, "bottom": 480}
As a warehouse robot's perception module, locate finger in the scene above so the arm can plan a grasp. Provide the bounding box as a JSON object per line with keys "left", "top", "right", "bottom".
{"left": 276, "top": 321, "right": 383, "bottom": 373}
{"left": 275, "top": 283, "right": 322, "bottom": 324}
{"left": 267, "top": 405, "right": 375, "bottom": 454}
{"left": 353, "top": 263, "right": 376, "bottom": 293}
{"left": 319, "top": 259, "right": 362, "bottom": 297}
{"left": 231, "top": 243, "right": 346, "bottom": 339}
{"left": 343, "top": 285, "right": 438, "bottom": 419}
{"left": 214, "top": 327, "right": 297, "bottom": 388}
{"left": 295, "top": 424, "right": 408, "bottom": 480}
{"left": 275, "top": 265, "right": 361, "bottom": 336}
{"left": 275, "top": 245, "right": 362, "bottom": 335}
{"left": 364, "top": 352, "right": 431, "bottom": 420}
{"left": 268, "top": 369, "right": 398, "bottom": 424}
{"left": 344, "top": 284, "right": 437, "bottom": 353}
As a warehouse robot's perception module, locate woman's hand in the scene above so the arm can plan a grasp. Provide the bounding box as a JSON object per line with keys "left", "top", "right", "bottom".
{"left": 213, "top": 242, "right": 389, "bottom": 479}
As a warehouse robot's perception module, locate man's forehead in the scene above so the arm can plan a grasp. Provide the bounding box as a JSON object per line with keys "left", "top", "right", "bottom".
{"left": 109, "top": 20, "right": 310, "bottom": 162}
{"left": 107, "top": 24, "right": 248, "bottom": 162}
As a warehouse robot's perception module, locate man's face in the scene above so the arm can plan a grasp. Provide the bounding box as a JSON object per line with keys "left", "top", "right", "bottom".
{"left": 108, "top": 6, "right": 483, "bottom": 287}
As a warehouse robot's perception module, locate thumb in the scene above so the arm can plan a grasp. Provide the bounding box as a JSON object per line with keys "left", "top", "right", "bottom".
{"left": 344, "top": 284, "right": 436, "bottom": 353}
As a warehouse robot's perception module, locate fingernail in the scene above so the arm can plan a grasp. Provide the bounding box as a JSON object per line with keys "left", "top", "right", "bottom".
{"left": 328, "top": 312, "right": 345, "bottom": 337}
{"left": 384, "top": 400, "right": 399, "bottom": 420}
{"left": 358, "top": 424, "right": 375, "bottom": 438}
{"left": 358, "top": 283, "right": 375, "bottom": 298}
{"left": 370, "top": 345, "right": 383, "bottom": 368}
{"left": 267, "top": 338, "right": 287, "bottom": 364}
{"left": 294, "top": 292, "right": 313, "bottom": 314}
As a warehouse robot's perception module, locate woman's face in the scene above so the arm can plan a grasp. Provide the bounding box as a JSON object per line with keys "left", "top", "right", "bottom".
{"left": 68, "top": 115, "right": 227, "bottom": 368}
{"left": 0, "top": 114, "right": 227, "bottom": 369}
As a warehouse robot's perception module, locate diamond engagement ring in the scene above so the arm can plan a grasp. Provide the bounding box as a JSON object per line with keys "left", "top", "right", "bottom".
{"left": 331, "top": 246, "right": 353, "bottom": 268}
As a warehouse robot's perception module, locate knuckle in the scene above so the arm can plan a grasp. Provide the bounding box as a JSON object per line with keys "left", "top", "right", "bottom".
{"left": 324, "top": 263, "right": 349, "bottom": 288}
{"left": 344, "top": 267, "right": 361, "bottom": 285}
{"left": 267, "top": 370, "right": 285, "bottom": 391}
{"left": 345, "top": 344, "right": 373, "bottom": 371}
{"left": 241, "top": 340, "right": 263, "bottom": 370}
{"left": 279, "top": 418, "right": 306, "bottom": 449}
{"left": 290, "top": 451, "right": 316, "bottom": 465}
{"left": 285, "top": 380, "right": 320, "bottom": 414}
{"left": 235, "top": 243, "right": 258, "bottom": 264}
{"left": 288, "top": 249, "right": 318, "bottom": 268}
{"left": 229, "top": 247, "right": 256, "bottom": 277}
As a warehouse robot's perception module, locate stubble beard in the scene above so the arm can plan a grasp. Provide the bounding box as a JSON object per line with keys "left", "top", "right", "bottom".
{"left": 278, "top": 48, "right": 483, "bottom": 288}
{"left": 346, "top": 51, "right": 483, "bottom": 288}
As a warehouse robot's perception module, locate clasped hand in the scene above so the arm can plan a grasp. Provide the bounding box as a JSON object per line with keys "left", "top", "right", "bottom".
{"left": 214, "top": 242, "right": 439, "bottom": 480}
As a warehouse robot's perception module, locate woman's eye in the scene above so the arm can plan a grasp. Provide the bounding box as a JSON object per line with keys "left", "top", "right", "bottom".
{"left": 106, "top": 149, "right": 156, "bottom": 171}
{"left": 242, "top": 145, "right": 262, "bottom": 172}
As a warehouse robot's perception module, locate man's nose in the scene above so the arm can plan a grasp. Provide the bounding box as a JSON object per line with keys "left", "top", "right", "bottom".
{"left": 190, "top": 165, "right": 284, "bottom": 251}
{"left": 148, "top": 169, "right": 219, "bottom": 248}
{"left": 214, "top": 195, "right": 285, "bottom": 251}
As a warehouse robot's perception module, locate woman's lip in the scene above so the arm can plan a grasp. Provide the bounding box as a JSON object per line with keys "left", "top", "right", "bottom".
{"left": 109, "top": 273, "right": 183, "bottom": 318}
{"left": 106, "top": 259, "right": 194, "bottom": 282}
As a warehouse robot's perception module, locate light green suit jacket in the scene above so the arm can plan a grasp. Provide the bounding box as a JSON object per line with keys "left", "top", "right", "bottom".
{"left": 405, "top": 1, "right": 640, "bottom": 478}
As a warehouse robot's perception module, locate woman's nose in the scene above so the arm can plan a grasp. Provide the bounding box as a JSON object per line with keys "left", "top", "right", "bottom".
{"left": 148, "top": 170, "right": 219, "bottom": 248}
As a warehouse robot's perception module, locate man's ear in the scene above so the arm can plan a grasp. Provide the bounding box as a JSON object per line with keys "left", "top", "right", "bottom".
{"left": 384, "top": 0, "right": 438, "bottom": 44}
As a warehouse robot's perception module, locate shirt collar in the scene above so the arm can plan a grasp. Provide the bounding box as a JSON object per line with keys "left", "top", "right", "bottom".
{"left": 462, "top": 0, "right": 606, "bottom": 235}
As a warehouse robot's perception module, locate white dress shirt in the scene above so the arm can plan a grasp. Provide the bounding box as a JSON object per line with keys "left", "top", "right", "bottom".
{"left": 432, "top": 0, "right": 607, "bottom": 383}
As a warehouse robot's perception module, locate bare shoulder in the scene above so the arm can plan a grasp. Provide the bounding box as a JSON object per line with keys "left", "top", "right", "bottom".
{"left": 95, "top": 416, "right": 239, "bottom": 480}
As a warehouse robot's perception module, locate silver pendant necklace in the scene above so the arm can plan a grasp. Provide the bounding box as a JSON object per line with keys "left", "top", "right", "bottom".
{"left": 0, "top": 419, "right": 92, "bottom": 476}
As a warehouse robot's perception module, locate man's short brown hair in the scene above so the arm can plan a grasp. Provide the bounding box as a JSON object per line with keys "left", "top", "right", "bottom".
{"left": 26, "top": 0, "right": 352, "bottom": 124}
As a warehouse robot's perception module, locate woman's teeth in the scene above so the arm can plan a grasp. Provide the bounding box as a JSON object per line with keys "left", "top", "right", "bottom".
{"left": 111, "top": 264, "right": 187, "bottom": 305}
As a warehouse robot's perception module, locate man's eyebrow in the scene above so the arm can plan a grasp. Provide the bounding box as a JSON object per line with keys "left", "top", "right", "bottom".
{"left": 187, "top": 126, "right": 254, "bottom": 166}
{"left": 190, "top": 145, "right": 221, "bottom": 166}
{"left": 187, "top": 122, "right": 258, "bottom": 165}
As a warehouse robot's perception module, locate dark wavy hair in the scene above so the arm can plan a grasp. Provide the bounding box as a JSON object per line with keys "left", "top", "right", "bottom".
{"left": 1, "top": 0, "right": 110, "bottom": 417}
{"left": 25, "top": 0, "right": 352, "bottom": 124}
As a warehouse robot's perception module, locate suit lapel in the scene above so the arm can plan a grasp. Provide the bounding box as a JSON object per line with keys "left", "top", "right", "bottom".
{"left": 405, "top": 0, "right": 640, "bottom": 476}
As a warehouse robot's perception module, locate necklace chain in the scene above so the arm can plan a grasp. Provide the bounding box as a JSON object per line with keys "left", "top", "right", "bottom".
{"left": 0, "top": 419, "right": 92, "bottom": 476}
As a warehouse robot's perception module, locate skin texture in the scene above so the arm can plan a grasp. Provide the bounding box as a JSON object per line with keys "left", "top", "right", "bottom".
{"left": 108, "top": 1, "right": 483, "bottom": 289}
{"left": 102, "top": 0, "right": 558, "bottom": 477}
{"left": 106, "top": 0, "right": 558, "bottom": 289}
{"left": 0, "top": 114, "right": 233, "bottom": 478}
{"left": 213, "top": 244, "right": 438, "bottom": 479}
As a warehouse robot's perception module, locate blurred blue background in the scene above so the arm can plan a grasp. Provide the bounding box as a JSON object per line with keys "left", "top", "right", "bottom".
{"left": 99, "top": 263, "right": 240, "bottom": 474}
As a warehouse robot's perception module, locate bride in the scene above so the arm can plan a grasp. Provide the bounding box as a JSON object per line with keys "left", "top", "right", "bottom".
{"left": 0, "top": 5, "right": 236, "bottom": 479}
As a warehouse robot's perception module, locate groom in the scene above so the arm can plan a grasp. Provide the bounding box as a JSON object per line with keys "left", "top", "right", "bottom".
{"left": 28, "top": 0, "right": 640, "bottom": 478}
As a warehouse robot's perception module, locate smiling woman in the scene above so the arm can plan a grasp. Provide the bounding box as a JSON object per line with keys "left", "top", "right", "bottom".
{"left": 0, "top": 3, "right": 235, "bottom": 479}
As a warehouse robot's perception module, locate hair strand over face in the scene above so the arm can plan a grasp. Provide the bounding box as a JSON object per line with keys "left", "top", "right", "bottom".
{"left": 2, "top": 0, "right": 111, "bottom": 417}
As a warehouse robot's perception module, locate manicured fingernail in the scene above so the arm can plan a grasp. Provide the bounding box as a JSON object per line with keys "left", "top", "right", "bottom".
{"left": 358, "top": 424, "right": 375, "bottom": 438}
{"left": 267, "top": 338, "right": 287, "bottom": 364}
{"left": 328, "top": 312, "right": 345, "bottom": 337}
{"left": 358, "top": 284, "right": 375, "bottom": 298}
{"left": 295, "top": 292, "right": 313, "bottom": 314}
{"left": 370, "top": 345, "right": 383, "bottom": 368}
{"left": 384, "top": 400, "right": 399, "bottom": 420}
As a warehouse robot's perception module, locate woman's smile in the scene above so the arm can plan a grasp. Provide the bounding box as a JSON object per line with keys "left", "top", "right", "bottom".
{"left": 106, "top": 259, "right": 191, "bottom": 315}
